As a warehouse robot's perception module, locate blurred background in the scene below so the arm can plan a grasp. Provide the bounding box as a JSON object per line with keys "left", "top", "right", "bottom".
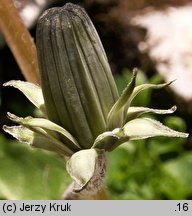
{"left": 0, "top": 0, "right": 192, "bottom": 199}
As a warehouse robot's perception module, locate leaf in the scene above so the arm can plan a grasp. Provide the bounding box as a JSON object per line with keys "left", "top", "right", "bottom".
{"left": 3, "top": 125, "right": 73, "bottom": 156}
{"left": 93, "top": 129, "right": 129, "bottom": 151}
{"left": 7, "top": 112, "right": 81, "bottom": 152}
{"left": 66, "top": 149, "right": 98, "bottom": 190}
{"left": 130, "top": 80, "right": 175, "bottom": 103}
{"left": 123, "top": 118, "right": 189, "bottom": 140}
{"left": 0, "top": 134, "right": 70, "bottom": 199}
{"left": 161, "top": 154, "right": 192, "bottom": 199}
{"left": 107, "top": 72, "right": 173, "bottom": 131}
{"left": 3, "top": 80, "right": 46, "bottom": 114}
{"left": 127, "top": 106, "right": 176, "bottom": 121}
{"left": 93, "top": 131, "right": 119, "bottom": 150}
{"left": 107, "top": 69, "right": 137, "bottom": 130}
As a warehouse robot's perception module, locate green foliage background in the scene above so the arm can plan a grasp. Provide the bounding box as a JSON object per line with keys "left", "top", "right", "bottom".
{"left": 0, "top": 70, "right": 191, "bottom": 200}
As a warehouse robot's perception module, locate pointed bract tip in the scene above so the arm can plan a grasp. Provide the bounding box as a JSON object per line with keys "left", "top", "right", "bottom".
{"left": 184, "top": 133, "right": 189, "bottom": 138}
{"left": 7, "top": 112, "right": 18, "bottom": 120}
{"left": 168, "top": 79, "right": 177, "bottom": 86}
{"left": 2, "top": 125, "right": 14, "bottom": 137}
{"left": 132, "top": 68, "right": 138, "bottom": 77}
{"left": 171, "top": 105, "right": 177, "bottom": 112}
{"left": 3, "top": 81, "right": 12, "bottom": 87}
{"left": 177, "top": 132, "right": 189, "bottom": 138}
{"left": 3, "top": 80, "right": 21, "bottom": 87}
{"left": 2, "top": 125, "right": 8, "bottom": 132}
{"left": 3, "top": 125, "right": 21, "bottom": 139}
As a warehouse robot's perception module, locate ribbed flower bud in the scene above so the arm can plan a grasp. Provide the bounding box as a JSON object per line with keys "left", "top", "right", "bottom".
{"left": 36, "top": 3, "right": 119, "bottom": 148}
{"left": 3, "top": 2, "right": 189, "bottom": 200}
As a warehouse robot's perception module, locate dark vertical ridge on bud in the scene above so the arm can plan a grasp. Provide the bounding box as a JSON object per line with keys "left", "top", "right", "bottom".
{"left": 37, "top": 9, "right": 81, "bottom": 151}
{"left": 70, "top": 20, "right": 107, "bottom": 123}
{"left": 36, "top": 9, "right": 57, "bottom": 125}
{"left": 71, "top": 18, "right": 115, "bottom": 122}
{"left": 49, "top": 12, "right": 85, "bottom": 142}
{"left": 83, "top": 25, "right": 119, "bottom": 104}
{"left": 56, "top": 11, "right": 95, "bottom": 147}
{"left": 59, "top": 10, "right": 106, "bottom": 146}
{"left": 41, "top": 12, "right": 71, "bottom": 127}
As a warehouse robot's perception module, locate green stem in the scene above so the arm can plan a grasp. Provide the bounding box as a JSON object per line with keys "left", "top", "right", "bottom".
{"left": 62, "top": 152, "right": 107, "bottom": 200}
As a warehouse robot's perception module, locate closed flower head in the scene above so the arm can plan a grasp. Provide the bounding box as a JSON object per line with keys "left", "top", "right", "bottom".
{"left": 36, "top": 3, "right": 119, "bottom": 149}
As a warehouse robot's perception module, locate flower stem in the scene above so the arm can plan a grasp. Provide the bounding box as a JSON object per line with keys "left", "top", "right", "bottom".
{"left": 62, "top": 183, "right": 109, "bottom": 200}
{"left": 0, "top": 0, "right": 40, "bottom": 84}
{"left": 62, "top": 152, "right": 108, "bottom": 200}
